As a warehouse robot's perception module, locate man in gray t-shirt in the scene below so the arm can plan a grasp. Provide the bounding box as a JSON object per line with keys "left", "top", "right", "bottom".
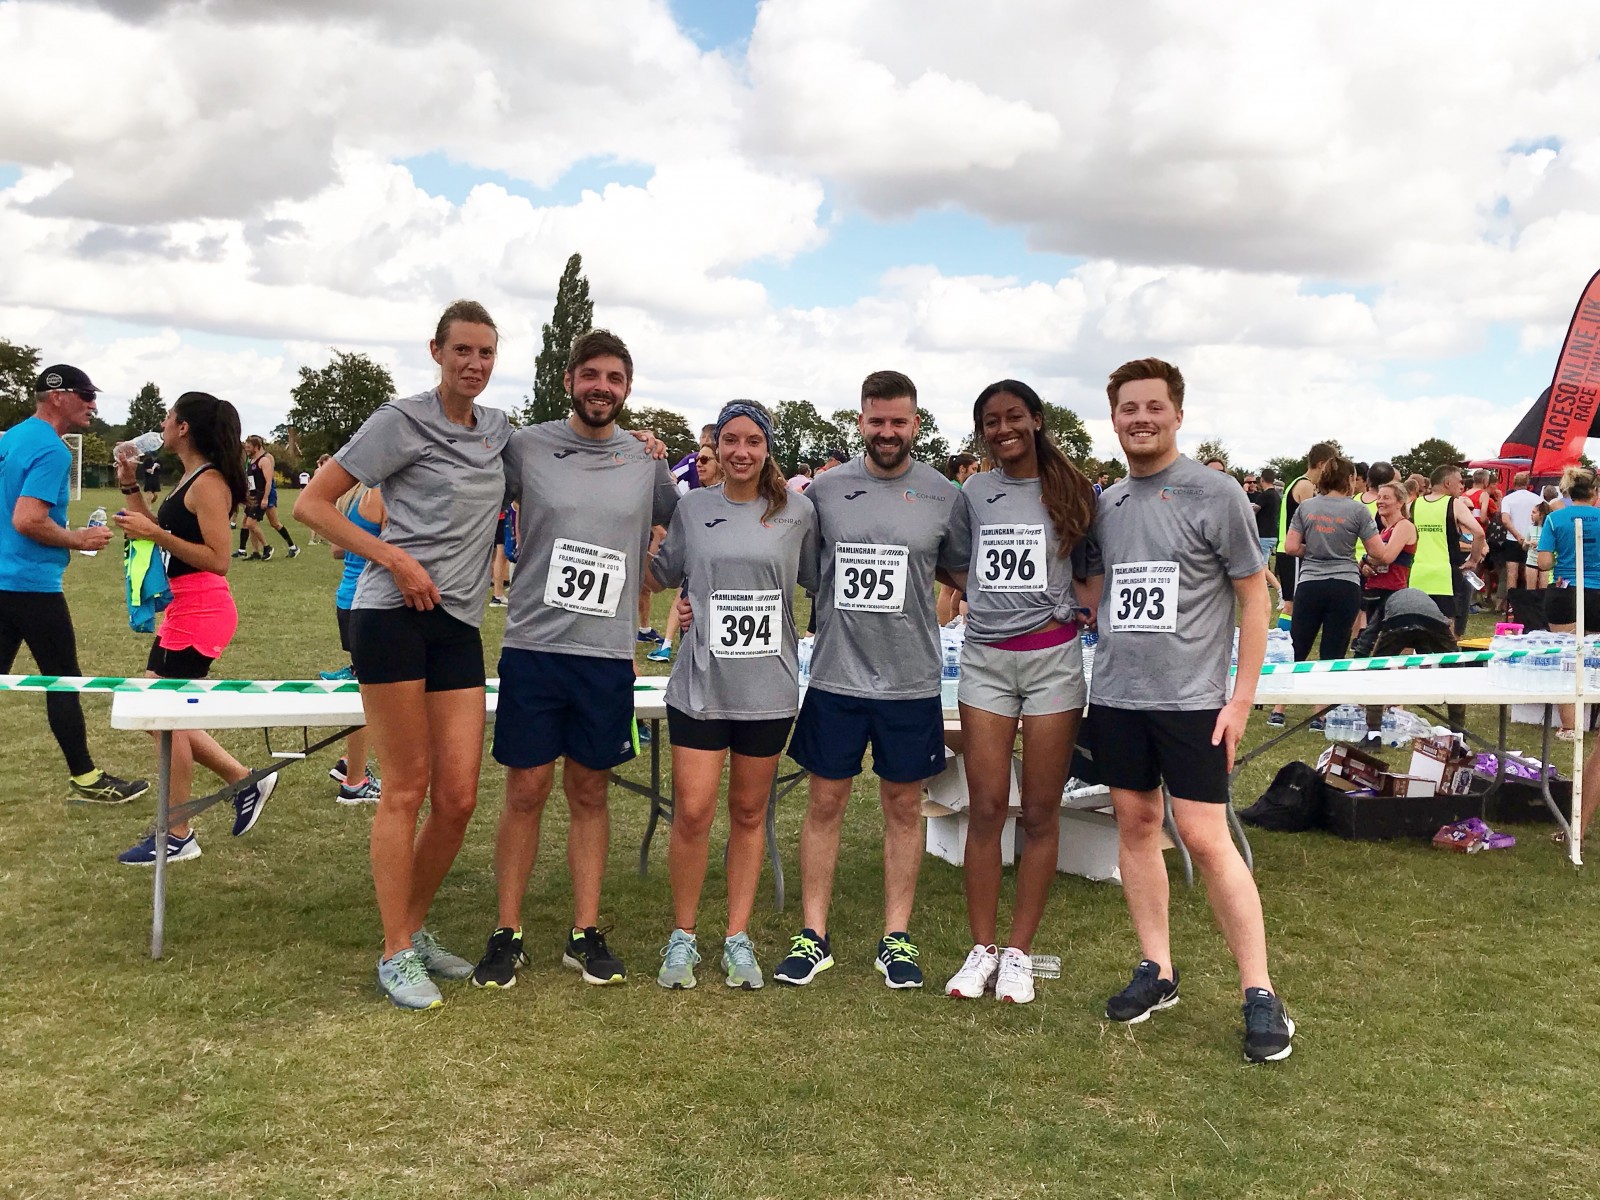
{"left": 771, "top": 372, "right": 971, "bottom": 993}
{"left": 475, "top": 329, "right": 673, "bottom": 991}
{"left": 1089, "top": 357, "right": 1294, "bottom": 1064}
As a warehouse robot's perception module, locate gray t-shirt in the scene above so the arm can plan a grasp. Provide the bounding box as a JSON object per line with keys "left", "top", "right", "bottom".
{"left": 1382, "top": 587, "right": 1451, "bottom": 625}
{"left": 807, "top": 456, "right": 971, "bottom": 700}
{"left": 1089, "top": 454, "right": 1265, "bottom": 711}
{"left": 958, "top": 470, "right": 1102, "bottom": 643}
{"left": 502, "top": 420, "right": 678, "bottom": 660}
{"left": 1290, "top": 495, "right": 1377, "bottom": 585}
{"left": 651, "top": 487, "right": 820, "bottom": 720}
{"left": 335, "top": 389, "right": 512, "bottom": 629}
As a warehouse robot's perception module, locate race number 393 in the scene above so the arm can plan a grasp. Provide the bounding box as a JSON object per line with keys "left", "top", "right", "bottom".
{"left": 1105, "top": 560, "right": 1178, "bottom": 632}
{"left": 833, "top": 543, "right": 908, "bottom": 613}
{"left": 544, "top": 538, "right": 627, "bottom": 617}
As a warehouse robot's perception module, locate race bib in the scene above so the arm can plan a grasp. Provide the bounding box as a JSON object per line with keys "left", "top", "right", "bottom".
{"left": 975, "top": 524, "right": 1047, "bottom": 592}
{"left": 1105, "top": 561, "right": 1178, "bottom": 632}
{"left": 833, "top": 543, "right": 908, "bottom": 613}
{"left": 544, "top": 538, "right": 626, "bottom": 617}
{"left": 710, "top": 589, "right": 782, "bottom": 659}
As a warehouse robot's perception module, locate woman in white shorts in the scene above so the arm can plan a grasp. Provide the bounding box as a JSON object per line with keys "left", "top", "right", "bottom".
{"left": 943, "top": 380, "right": 1099, "bottom": 1004}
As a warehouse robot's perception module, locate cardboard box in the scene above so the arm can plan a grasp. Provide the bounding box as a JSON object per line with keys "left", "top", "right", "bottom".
{"left": 922, "top": 802, "right": 1016, "bottom": 866}
{"left": 1324, "top": 744, "right": 1389, "bottom": 791}
{"left": 1408, "top": 735, "right": 1478, "bottom": 797}
{"left": 924, "top": 748, "right": 1021, "bottom": 813}
{"left": 1053, "top": 807, "right": 1122, "bottom": 883}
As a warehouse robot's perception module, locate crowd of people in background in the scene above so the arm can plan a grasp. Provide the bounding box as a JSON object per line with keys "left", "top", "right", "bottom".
{"left": 28, "top": 299, "right": 1600, "bottom": 1062}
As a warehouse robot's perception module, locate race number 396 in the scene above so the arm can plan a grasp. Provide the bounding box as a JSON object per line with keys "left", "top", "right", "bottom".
{"left": 1105, "top": 561, "right": 1178, "bottom": 633}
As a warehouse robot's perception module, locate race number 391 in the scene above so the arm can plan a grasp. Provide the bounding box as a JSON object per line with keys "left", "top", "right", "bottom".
{"left": 1105, "top": 560, "right": 1178, "bottom": 633}
{"left": 544, "top": 538, "right": 627, "bottom": 617}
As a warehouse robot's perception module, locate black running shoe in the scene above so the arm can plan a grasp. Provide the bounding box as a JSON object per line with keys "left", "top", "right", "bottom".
{"left": 773, "top": 927, "right": 833, "bottom": 986}
{"left": 1243, "top": 988, "right": 1296, "bottom": 1062}
{"left": 875, "top": 932, "right": 924, "bottom": 989}
{"left": 1105, "top": 960, "right": 1180, "bottom": 1023}
{"left": 563, "top": 926, "right": 626, "bottom": 985}
{"left": 261, "top": 545, "right": 274, "bottom": 561}
{"left": 472, "top": 927, "right": 528, "bottom": 989}
{"left": 69, "top": 770, "right": 150, "bottom": 805}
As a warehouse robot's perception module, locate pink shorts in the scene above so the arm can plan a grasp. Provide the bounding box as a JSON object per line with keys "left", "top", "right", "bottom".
{"left": 157, "top": 572, "right": 238, "bottom": 660}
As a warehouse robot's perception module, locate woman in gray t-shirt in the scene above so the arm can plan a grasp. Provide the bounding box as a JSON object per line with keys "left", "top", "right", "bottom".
{"left": 645, "top": 401, "right": 819, "bottom": 992}
{"left": 294, "top": 300, "right": 509, "bottom": 1012}
{"left": 1283, "top": 453, "right": 1390, "bottom": 678}
{"left": 944, "top": 380, "right": 1100, "bottom": 1006}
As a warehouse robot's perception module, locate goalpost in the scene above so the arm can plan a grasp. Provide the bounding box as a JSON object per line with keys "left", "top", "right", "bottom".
{"left": 61, "top": 433, "right": 83, "bottom": 501}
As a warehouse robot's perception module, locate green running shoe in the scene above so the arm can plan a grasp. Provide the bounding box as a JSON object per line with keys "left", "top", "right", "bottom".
{"left": 656, "top": 929, "right": 700, "bottom": 990}
{"left": 722, "top": 932, "right": 764, "bottom": 990}
{"left": 377, "top": 948, "right": 443, "bottom": 1010}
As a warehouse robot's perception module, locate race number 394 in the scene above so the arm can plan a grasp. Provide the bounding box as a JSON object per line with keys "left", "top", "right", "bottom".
{"left": 1106, "top": 561, "right": 1178, "bottom": 632}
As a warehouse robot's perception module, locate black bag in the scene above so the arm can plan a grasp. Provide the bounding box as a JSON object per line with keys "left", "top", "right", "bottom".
{"left": 1239, "top": 762, "right": 1330, "bottom": 832}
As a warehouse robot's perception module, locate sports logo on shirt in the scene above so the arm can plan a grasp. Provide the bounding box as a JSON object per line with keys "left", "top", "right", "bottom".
{"left": 903, "top": 489, "right": 948, "bottom": 504}
{"left": 1159, "top": 486, "right": 1206, "bottom": 501}
{"left": 845, "top": 491, "right": 867, "bottom": 500}
{"left": 985, "top": 494, "right": 1004, "bottom": 504}
{"left": 704, "top": 518, "right": 728, "bottom": 528}
{"left": 553, "top": 450, "right": 578, "bottom": 459}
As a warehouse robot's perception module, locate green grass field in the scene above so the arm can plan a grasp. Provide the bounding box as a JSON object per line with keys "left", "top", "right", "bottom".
{"left": 3, "top": 488, "right": 1598, "bottom": 1199}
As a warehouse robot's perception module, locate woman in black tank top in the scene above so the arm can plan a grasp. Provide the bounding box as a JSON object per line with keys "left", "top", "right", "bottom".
{"left": 110, "top": 392, "right": 267, "bottom": 867}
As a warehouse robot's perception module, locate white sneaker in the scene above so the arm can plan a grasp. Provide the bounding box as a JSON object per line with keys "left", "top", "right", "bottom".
{"left": 995, "top": 947, "right": 1035, "bottom": 1004}
{"left": 944, "top": 943, "right": 998, "bottom": 998}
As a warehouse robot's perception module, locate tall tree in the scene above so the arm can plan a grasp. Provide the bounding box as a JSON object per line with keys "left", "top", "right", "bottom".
{"left": 285, "top": 350, "right": 396, "bottom": 461}
{"left": 527, "top": 253, "right": 595, "bottom": 426}
{"left": 627, "top": 405, "right": 696, "bottom": 461}
{"left": 825, "top": 408, "right": 865, "bottom": 458}
{"left": 1392, "top": 437, "right": 1465, "bottom": 480}
{"left": 769, "top": 399, "right": 832, "bottom": 474}
{"left": 912, "top": 407, "right": 949, "bottom": 466}
{"left": 0, "top": 338, "right": 41, "bottom": 430}
{"left": 1042, "top": 401, "right": 1094, "bottom": 465}
{"left": 1194, "top": 438, "right": 1231, "bottom": 469}
{"left": 125, "top": 381, "right": 165, "bottom": 437}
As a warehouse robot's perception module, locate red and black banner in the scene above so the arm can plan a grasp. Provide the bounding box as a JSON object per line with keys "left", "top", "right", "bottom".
{"left": 1531, "top": 268, "right": 1600, "bottom": 477}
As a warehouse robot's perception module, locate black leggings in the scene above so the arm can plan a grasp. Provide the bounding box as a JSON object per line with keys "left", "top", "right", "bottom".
{"left": 1290, "top": 578, "right": 1363, "bottom": 664}
{"left": 0, "top": 590, "right": 94, "bottom": 775}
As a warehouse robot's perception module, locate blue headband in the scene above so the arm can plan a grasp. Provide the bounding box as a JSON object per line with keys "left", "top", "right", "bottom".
{"left": 714, "top": 401, "right": 772, "bottom": 448}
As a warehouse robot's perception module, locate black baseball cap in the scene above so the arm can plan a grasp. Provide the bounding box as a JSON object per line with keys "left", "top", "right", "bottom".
{"left": 826, "top": 445, "right": 849, "bottom": 465}
{"left": 34, "top": 364, "right": 99, "bottom": 395}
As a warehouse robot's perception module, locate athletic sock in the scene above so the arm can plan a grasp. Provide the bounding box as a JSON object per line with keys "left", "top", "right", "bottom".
{"left": 239, "top": 528, "right": 250, "bottom": 551}
{"left": 277, "top": 526, "right": 297, "bottom": 547}
{"left": 72, "top": 769, "right": 104, "bottom": 787}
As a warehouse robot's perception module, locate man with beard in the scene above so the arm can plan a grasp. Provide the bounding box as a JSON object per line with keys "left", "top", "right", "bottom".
{"left": 472, "top": 329, "right": 679, "bottom": 990}
{"left": 772, "top": 370, "right": 970, "bottom": 990}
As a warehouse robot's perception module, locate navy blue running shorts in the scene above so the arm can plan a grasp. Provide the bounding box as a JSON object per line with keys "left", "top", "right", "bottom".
{"left": 788, "top": 685, "right": 944, "bottom": 784}
{"left": 1085, "top": 704, "right": 1230, "bottom": 804}
{"left": 493, "top": 647, "right": 637, "bottom": 772}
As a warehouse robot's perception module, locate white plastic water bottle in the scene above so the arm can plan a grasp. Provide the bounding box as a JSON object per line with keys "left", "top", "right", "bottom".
{"left": 113, "top": 431, "right": 164, "bottom": 463}
{"left": 1379, "top": 708, "right": 1399, "bottom": 747}
{"left": 940, "top": 636, "right": 961, "bottom": 709}
{"left": 797, "top": 635, "right": 813, "bottom": 685}
{"left": 1345, "top": 705, "right": 1369, "bottom": 742}
{"left": 78, "top": 506, "right": 107, "bottom": 557}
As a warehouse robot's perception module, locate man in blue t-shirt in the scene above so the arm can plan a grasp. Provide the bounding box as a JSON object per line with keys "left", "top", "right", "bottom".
{"left": 0, "top": 364, "right": 147, "bottom": 803}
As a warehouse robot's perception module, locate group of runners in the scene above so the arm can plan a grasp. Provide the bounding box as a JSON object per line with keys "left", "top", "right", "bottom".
{"left": 298, "top": 302, "right": 1293, "bottom": 1063}
{"left": 0, "top": 301, "right": 1295, "bottom": 1064}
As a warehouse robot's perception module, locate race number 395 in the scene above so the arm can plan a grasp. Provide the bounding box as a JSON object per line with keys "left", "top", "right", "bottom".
{"left": 1105, "top": 561, "right": 1178, "bottom": 633}
{"left": 833, "top": 543, "right": 909, "bottom": 613}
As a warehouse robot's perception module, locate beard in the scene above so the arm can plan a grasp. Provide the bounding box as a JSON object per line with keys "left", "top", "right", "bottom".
{"left": 866, "top": 436, "right": 911, "bottom": 471}
{"left": 572, "top": 392, "right": 623, "bottom": 429}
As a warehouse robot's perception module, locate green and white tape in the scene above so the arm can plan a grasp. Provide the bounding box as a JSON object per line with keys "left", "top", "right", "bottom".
{"left": 0, "top": 674, "right": 670, "bottom": 696}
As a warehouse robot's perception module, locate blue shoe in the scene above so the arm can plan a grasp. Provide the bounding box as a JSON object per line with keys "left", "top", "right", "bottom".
{"left": 118, "top": 830, "right": 201, "bottom": 866}
{"left": 774, "top": 928, "right": 833, "bottom": 986}
{"left": 636, "top": 628, "right": 665, "bottom": 645}
{"left": 646, "top": 644, "right": 672, "bottom": 663}
{"left": 231, "top": 772, "right": 278, "bottom": 837}
{"left": 319, "top": 664, "right": 356, "bottom": 681}
{"left": 377, "top": 948, "right": 443, "bottom": 1010}
{"left": 875, "top": 932, "right": 924, "bottom": 990}
{"left": 656, "top": 929, "right": 700, "bottom": 990}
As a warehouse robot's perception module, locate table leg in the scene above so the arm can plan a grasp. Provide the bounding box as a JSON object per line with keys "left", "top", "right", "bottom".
{"left": 765, "top": 774, "right": 785, "bottom": 912}
{"left": 1537, "top": 705, "right": 1573, "bottom": 841}
{"left": 151, "top": 730, "right": 171, "bottom": 960}
{"left": 1162, "top": 790, "right": 1194, "bottom": 888}
{"left": 637, "top": 718, "right": 667, "bottom": 876}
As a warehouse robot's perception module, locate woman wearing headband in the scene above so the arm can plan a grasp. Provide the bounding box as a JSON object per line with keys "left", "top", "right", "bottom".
{"left": 645, "top": 400, "right": 819, "bottom": 990}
